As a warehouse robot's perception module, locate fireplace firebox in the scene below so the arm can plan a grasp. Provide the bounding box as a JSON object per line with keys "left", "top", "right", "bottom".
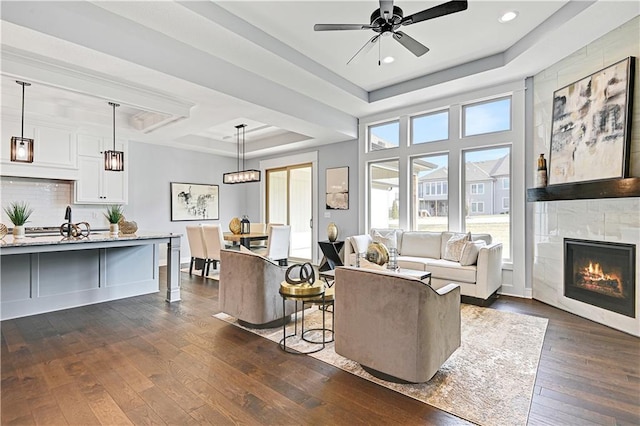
{"left": 564, "top": 238, "right": 636, "bottom": 318}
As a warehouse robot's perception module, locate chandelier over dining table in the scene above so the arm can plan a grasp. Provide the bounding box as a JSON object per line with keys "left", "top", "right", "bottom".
{"left": 223, "top": 124, "right": 261, "bottom": 184}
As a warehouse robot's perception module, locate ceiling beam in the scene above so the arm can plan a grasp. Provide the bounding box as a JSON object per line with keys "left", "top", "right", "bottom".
{"left": 1, "top": 1, "right": 358, "bottom": 140}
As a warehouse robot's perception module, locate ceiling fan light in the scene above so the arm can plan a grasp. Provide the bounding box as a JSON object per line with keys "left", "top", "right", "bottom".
{"left": 499, "top": 11, "right": 518, "bottom": 23}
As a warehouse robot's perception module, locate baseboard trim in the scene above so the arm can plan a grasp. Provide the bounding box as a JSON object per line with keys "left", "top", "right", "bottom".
{"left": 461, "top": 290, "right": 500, "bottom": 307}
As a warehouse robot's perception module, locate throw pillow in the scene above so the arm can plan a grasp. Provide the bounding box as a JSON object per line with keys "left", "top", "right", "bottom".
{"left": 372, "top": 230, "right": 397, "bottom": 250}
{"left": 443, "top": 232, "right": 471, "bottom": 262}
{"left": 459, "top": 240, "right": 486, "bottom": 266}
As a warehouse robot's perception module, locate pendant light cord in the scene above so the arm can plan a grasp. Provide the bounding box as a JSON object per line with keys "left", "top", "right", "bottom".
{"left": 16, "top": 81, "right": 30, "bottom": 139}
{"left": 20, "top": 82, "right": 25, "bottom": 139}
{"left": 112, "top": 102, "right": 116, "bottom": 150}
{"left": 242, "top": 125, "right": 246, "bottom": 170}
{"left": 108, "top": 102, "right": 120, "bottom": 150}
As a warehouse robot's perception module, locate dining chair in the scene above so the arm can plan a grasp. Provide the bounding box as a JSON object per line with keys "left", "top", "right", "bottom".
{"left": 186, "top": 225, "right": 209, "bottom": 276}
{"left": 201, "top": 224, "right": 225, "bottom": 275}
{"left": 256, "top": 225, "right": 291, "bottom": 266}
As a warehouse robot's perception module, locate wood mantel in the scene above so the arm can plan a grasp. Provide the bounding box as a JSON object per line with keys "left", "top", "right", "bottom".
{"left": 527, "top": 177, "right": 640, "bottom": 202}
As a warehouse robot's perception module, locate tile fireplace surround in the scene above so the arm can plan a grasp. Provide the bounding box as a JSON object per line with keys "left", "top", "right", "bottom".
{"left": 533, "top": 197, "right": 640, "bottom": 336}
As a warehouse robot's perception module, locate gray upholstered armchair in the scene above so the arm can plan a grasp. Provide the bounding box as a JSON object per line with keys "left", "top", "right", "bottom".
{"left": 334, "top": 266, "right": 461, "bottom": 383}
{"left": 219, "top": 249, "right": 296, "bottom": 328}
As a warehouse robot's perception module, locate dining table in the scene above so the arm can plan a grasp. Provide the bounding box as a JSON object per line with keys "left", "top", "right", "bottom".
{"left": 223, "top": 232, "right": 269, "bottom": 249}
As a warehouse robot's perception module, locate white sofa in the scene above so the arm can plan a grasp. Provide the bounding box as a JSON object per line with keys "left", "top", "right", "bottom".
{"left": 344, "top": 229, "right": 503, "bottom": 304}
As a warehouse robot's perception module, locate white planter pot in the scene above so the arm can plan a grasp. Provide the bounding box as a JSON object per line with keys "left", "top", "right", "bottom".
{"left": 109, "top": 223, "right": 119, "bottom": 236}
{"left": 12, "top": 225, "right": 25, "bottom": 238}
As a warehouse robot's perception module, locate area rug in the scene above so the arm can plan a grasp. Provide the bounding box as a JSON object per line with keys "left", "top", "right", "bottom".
{"left": 214, "top": 304, "right": 548, "bottom": 426}
{"left": 180, "top": 268, "right": 219, "bottom": 280}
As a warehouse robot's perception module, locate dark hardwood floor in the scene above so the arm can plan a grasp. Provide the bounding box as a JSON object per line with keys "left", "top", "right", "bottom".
{"left": 2, "top": 268, "right": 639, "bottom": 425}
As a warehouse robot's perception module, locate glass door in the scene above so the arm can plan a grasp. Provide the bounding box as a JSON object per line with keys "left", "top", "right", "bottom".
{"left": 266, "top": 163, "right": 312, "bottom": 261}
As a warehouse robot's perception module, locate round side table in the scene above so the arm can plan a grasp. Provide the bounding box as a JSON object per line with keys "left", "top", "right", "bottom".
{"left": 279, "top": 281, "right": 326, "bottom": 354}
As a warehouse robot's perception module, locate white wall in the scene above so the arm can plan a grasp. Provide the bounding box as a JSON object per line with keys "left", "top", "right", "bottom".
{"left": 245, "top": 139, "right": 360, "bottom": 263}
{"left": 127, "top": 141, "right": 241, "bottom": 264}
{"left": 532, "top": 17, "right": 639, "bottom": 336}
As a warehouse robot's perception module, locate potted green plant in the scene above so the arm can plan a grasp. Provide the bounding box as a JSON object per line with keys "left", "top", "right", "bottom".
{"left": 3, "top": 201, "right": 33, "bottom": 238}
{"left": 104, "top": 205, "right": 124, "bottom": 236}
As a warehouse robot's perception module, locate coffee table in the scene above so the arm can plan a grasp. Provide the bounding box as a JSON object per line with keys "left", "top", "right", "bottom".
{"left": 320, "top": 267, "right": 432, "bottom": 286}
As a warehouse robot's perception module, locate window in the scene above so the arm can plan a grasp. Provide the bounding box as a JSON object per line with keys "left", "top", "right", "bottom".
{"left": 369, "top": 160, "right": 400, "bottom": 229}
{"left": 464, "top": 146, "right": 511, "bottom": 259}
{"left": 412, "top": 154, "right": 448, "bottom": 231}
{"left": 369, "top": 120, "right": 399, "bottom": 151}
{"left": 463, "top": 97, "right": 511, "bottom": 137}
{"left": 411, "top": 110, "right": 449, "bottom": 144}
{"left": 471, "top": 183, "right": 484, "bottom": 194}
{"left": 502, "top": 177, "right": 510, "bottom": 189}
{"left": 471, "top": 202, "right": 484, "bottom": 213}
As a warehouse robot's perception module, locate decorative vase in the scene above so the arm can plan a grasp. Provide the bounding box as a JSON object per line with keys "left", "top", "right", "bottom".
{"left": 535, "top": 153, "right": 548, "bottom": 188}
{"left": 327, "top": 222, "right": 338, "bottom": 242}
{"left": 109, "top": 223, "right": 119, "bottom": 236}
{"left": 229, "top": 217, "right": 241, "bottom": 235}
{"left": 0, "top": 223, "right": 7, "bottom": 239}
{"left": 12, "top": 225, "right": 25, "bottom": 238}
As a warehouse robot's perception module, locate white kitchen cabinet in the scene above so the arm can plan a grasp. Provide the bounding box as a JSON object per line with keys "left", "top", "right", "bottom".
{"left": 0, "top": 117, "right": 78, "bottom": 180}
{"left": 74, "top": 134, "right": 128, "bottom": 204}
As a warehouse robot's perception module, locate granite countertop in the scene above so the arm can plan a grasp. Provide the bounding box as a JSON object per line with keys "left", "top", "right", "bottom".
{"left": 0, "top": 232, "right": 180, "bottom": 248}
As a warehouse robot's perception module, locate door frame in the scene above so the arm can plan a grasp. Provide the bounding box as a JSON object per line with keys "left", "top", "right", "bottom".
{"left": 260, "top": 151, "right": 318, "bottom": 263}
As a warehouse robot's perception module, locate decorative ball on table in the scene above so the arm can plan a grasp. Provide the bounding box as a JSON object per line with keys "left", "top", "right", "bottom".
{"left": 365, "top": 242, "right": 389, "bottom": 266}
{"left": 229, "top": 217, "right": 241, "bottom": 235}
{"left": 118, "top": 216, "right": 138, "bottom": 235}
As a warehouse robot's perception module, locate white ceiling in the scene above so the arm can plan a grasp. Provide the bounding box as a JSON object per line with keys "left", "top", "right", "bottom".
{"left": 1, "top": 1, "right": 638, "bottom": 158}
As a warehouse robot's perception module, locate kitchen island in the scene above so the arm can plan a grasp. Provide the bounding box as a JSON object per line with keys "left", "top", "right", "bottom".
{"left": 0, "top": 232, "right": 181, "bottom": 320}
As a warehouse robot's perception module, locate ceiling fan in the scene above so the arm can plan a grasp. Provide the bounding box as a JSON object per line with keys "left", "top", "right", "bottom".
{"left": 314, "top": 0, "right": 468, "bottom": 65}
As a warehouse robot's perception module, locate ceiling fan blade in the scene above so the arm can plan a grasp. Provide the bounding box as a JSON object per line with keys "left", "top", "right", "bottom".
{"left": 379, "top": 0, "right": 394, "bottom": 21}
{"left": 393, "top": 31, "right": 429, "bottom": 57}
{"left": 347, "top": 34, "right": 380, "bottom": 65}
{"left": 314, "top": 23, "right": 376, "bottom": 31}
{"left": 401, "top": 0, "right": 468, "bottom": 26}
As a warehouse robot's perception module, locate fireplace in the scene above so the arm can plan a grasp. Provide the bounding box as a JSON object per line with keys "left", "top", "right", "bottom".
{"left": 564, "top": 238, "right": 636, "bottom": 318}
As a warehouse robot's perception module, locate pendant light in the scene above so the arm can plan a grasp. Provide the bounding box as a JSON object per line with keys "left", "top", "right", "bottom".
{"left": 223, "top": 124, "right": 261, "bottom": 184}
{"left": 104, "top": 101, "right": 124, "bottom": 171}
{"left": 10, "top": 81, "right": 34, "bottom": 163}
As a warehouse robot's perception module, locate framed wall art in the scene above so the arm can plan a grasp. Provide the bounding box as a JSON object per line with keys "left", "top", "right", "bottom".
{"left": 170, "top": 182, "right": 219, "bottom": 221}
{"left": 326, "top": 166, "right": 349, "bottom": 210}
{"left": 548, "top": 56, "right": 635, "bottom": 185}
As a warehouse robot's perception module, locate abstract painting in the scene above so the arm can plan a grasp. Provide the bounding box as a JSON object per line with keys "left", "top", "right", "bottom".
{"left": 170, "top": 182, "right": 219, "bottom": 221}
{"left": 548, "top": 57, "right": 634, "bottom": 185}
{"left": 326, "top": 167, "right": 349, "bottom": 210}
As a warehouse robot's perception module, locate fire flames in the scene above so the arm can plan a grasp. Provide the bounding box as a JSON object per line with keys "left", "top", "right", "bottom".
{"left": 575, "top": 260, "right": 623, "bottom": 297}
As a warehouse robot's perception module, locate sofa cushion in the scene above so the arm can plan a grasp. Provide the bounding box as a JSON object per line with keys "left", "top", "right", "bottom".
{"left": 350, "top": 235, "right": 372, "bottom": 254}
{"left": 426, "top": 259, "right": 477, "bottom": 283}
{"left": 443, "top": 232, "right": 471, "bottom": 262}
{"left": 460, "top": 240, "right": 487, "bottom": 266}
{"left": 400, "top": 232, "right": 442, "bottom": 258}
{"left": 397, "top": 256, "right": 433, "bottom": 271}
{"left": 440, "top": 232, "right": 491, "bottom": 257}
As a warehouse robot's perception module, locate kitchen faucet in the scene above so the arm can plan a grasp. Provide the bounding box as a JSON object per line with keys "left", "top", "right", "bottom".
{"left": 64, "top": 206, "right": 72, "bottom": 237}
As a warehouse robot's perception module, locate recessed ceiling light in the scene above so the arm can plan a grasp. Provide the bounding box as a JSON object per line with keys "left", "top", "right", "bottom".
{"left": 382, "top": 56, "right": 395, "bottom": 64}
{"left": 499, "top": 10, "right": 518, "bottom": 23}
